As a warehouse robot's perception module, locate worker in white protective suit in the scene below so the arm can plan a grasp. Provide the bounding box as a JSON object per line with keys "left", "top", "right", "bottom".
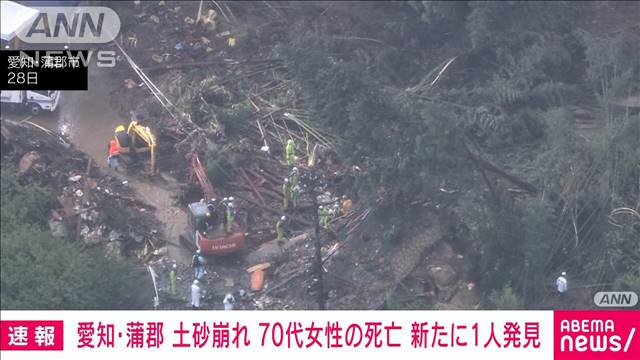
{"left": 191, "top": 280, "right": 201, "bottom": 310}
{"left": 556, "top": 272, "right": 568, "bottom": 295}
{"left": 223, "top": 293, "right": 235, "bottom": 311}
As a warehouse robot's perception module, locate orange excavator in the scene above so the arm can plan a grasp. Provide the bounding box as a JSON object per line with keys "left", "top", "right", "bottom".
{"left": 187, "top": 150, "right": 245, "bottom": 255}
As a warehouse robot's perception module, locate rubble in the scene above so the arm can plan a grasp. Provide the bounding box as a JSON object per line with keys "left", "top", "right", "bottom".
{"left": 2, "top": 120, "right": 165, "bottom": 262}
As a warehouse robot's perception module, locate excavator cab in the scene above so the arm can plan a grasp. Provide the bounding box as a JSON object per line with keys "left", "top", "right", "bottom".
{"left": 127, "top": 121, "right": 157, "bottom": 175}
{"left": 187, "top": 201, "right": 245, "bottom": 255}
{"left": 112, "top": 121, "right": 157, "bottom": 175}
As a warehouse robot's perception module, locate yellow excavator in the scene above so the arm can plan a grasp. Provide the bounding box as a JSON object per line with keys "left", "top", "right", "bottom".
{"left": 113, "top": 121, "right": 157, "bottom": 175}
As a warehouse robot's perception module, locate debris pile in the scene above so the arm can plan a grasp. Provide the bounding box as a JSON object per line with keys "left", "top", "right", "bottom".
{"left": 1, "top": 120, "right": 164, "bottom": 262}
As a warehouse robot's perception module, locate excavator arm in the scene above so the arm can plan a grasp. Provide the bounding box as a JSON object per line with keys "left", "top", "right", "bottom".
{"left": 191, "top": 150, "right": 216, "bottom": 200}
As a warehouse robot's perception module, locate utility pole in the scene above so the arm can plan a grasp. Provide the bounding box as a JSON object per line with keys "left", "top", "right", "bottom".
{"left": 301, "top": 168, "right": 327, "bottom": 310}
{"left": 311, "top": 187, "right": 325, "bottom": 310}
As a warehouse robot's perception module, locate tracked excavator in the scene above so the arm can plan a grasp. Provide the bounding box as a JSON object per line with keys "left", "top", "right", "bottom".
{"left": 187, "top": 150, "right": 245, "bottom": 255}
{"left": 112, "top": 121, "right": 157, "bottom": 175}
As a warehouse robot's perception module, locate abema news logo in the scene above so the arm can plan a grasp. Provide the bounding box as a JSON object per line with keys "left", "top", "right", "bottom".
{"left": 554, "top": 310, "right": 639, "bottom": 360}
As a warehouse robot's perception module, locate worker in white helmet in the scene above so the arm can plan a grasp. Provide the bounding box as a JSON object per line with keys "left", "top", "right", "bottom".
{"left": 169, "top": 263, "right": 177, "bottom": 295}
{"left": 225, "top": 198, "right": 235, "bottom": 233}
{"left": 192, "top": 249, "right": 205, "bottom": 280}
{"left": 276, "top": 215, "right": 287, "bottom": 241}
{"left": 290, "top": 167, "right": 300, "bottom": 188}
{"left": 191, "top": 280, "right": 201, "bottom": 310}
{"left": 282, "top": 178, "right": 292, "bottom": 209}
{"left": 556, "top": 271, "right": 568, "bottom": 295}
{"left": 223, "top": 293, "right": 235, "bottom": 311}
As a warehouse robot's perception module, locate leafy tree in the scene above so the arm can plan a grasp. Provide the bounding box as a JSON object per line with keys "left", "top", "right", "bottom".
{"left": 1, "top": 163, "right": 147, "bottom": 309}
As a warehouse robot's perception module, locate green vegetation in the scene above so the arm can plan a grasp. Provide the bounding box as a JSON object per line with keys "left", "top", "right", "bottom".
{"left": 273, "top": 2, "right": 638, "bottom": 308}
{"left": 1, "top": 163, "right": 146, "bottom": 310}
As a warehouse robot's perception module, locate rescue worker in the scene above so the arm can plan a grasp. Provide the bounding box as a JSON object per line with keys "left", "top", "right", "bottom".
{"left": 169, "top": 263, "right": 177, "bottom": 295}
{"left": 225, "top": 197, "right": 235, "bottom": 233}
{"left": 290, "top": 167, "right": 300, "bottom": 188}
{"left": 205, "top": 201, "right": 219, "bottom": 232}
{"left": 207, "top": 199, "right": 220, "bottom": 230}
{"left": 221, "top": 197, "right": 229, "bottom": 229}
{"left": 276, "top": 215, "right": 286, "bottom": 241}
{"left": 107, "top": 138, "right": 122, "bottom": 171}
{"left": 319, "top": 205, "right": 329, "bottom": 228}
{"left": 332, "top": 202, "right": 341, "bottom": 217}
{"left": 192, "top": 249, "right": 205, "bottom": 280}
{"left": 556, "top": 272, "right": 568, "bottom": 296}
{"left": 285, "top": 138, "right": 296, "bottom": 166}
{"left": 223, "top": 293, "right": 235, "bottom": 311}
{"left": 191, "top": 280, "right": 201, "bottom": 310}
{"left": 282, "top": 178, "right": 292, "bottom": 209}
{"left": 292, "top": 185, "right": 300, "bottom": 208}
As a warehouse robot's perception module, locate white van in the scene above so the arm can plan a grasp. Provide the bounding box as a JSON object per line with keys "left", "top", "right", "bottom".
{"left": 0, "top": 90, "right": 60, "bottom": 115}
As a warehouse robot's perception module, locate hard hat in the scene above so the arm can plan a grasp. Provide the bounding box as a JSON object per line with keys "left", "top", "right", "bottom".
{"left": 319, "top": 205, "right": 323, "bottom": 209}
{"left": 287, "top": 139, "right": 294, "bottom": 144}
{"left": 172, "top": 263, "right": 177, "bottom": 268}
{"left": 228, "top": 197, "right": 234, "bottom": 201}
{"left": 284, "top": 178, "right": 289, "bottom": 182}
{"left": 561, "top": 271, "right": 566, "bottom": 276}
{"left": 193, "top": 280, "right": 199, "bottom": 285}
{"left": 280, "top": 215, "right": 286, "bottom": 221}
{"left": 115, "top": 125, "right": 126, "bottom": 133}
{"left": 206, "top": 212, "right": 212, "bottom": 218}
{"left": 210, "top": 198, "right": 216, "bottom": 203}
{"left": 223, "top": 197, "right": 228, "bottom": 201}
{"left": 196, "top": 249, "right": 201, "bottom": 254}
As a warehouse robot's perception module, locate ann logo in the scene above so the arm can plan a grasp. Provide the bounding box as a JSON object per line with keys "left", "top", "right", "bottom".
{"left": 16, "top": 6, "right": 120, "bottom": 44}
{"left": 27, "top": 12, "right": 104, "bottom": 38}
{"left": 594, "top": 292, "right": 638, "bottom": 308}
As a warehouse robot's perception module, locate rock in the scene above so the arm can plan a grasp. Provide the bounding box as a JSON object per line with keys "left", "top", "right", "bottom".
{"left": 18, "top": 151, "right": 40, "bottom": 174}
{"left": 68, "top": 175, "right": 82, "bottom": 182}
{"left": 428, "top": 265, "right": 458, "bottom": 288}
